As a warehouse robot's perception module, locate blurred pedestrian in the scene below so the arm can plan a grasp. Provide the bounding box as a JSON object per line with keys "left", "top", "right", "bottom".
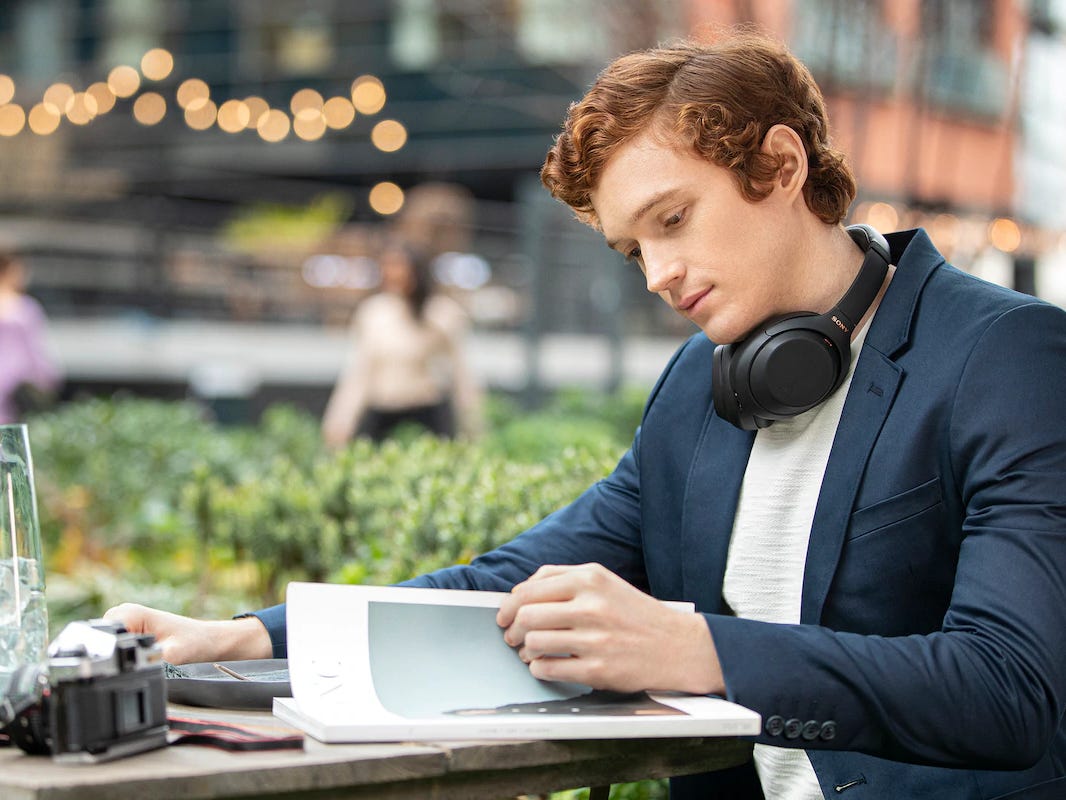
{"left": 321, "top": 240, "right": 482, "bottom": 446}
{"left": 0, "top": 249, "right": 61, "bottom": 424}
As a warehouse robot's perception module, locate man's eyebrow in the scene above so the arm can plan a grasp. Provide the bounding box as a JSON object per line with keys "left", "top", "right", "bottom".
{"left": 604, "top": 189, "right": 675, "bottom": 251}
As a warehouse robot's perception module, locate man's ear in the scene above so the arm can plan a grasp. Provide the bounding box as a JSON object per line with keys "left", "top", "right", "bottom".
{"left": 760, "top": 124, "right": 808, "bottom": 202}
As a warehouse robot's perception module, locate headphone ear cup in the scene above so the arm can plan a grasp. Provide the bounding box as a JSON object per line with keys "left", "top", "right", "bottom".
{"left": 712, "top": 343, "right": 743, "bottom": 428}
{"left": 713, "top": 338, "right": 775, "bottom": 431}
{"left": 741, "top": 327, "right": 846, "bottom": 416}
{"left": 714, "top": 315, "right": 849, "bottom": 430}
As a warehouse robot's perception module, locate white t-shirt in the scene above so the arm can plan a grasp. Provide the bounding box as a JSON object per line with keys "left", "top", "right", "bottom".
{"left": 722, "top": 324, "right": 870, "bottom": 800}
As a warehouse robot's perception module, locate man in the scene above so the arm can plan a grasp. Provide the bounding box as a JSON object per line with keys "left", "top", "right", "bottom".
{"left": 108, "top": 32, "right": 1066, "bottom": 799}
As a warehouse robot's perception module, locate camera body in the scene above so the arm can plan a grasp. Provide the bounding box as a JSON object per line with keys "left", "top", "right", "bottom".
{"left": 1, "top": 619, "right": 168, "bottom": 762}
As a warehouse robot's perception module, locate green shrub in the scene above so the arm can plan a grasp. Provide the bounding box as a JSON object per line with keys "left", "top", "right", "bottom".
{"left": 546, "top": 385, "right": 649, "bottom": 444}
{"left": 26, "top": 392, "right": 637, "bottom": 613}
{"left": 485, "top": 385, "right": 646, "bottom": 463}
{"left": 190, "top": 433, "right": 622, "bottom": 604}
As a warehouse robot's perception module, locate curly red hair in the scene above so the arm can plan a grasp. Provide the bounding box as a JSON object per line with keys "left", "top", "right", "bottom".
{"left": 541, "top": 32, "right": 855, "bottom": 228}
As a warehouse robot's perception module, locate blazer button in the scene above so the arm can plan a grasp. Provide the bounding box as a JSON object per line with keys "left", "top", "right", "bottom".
{"left": 784, "top": 718, "right": 803, "bottom": 739}
{"left": 802, "top": 720, "right": 821, "bottom": 740}
{"left": 820, "top": 721, "right": 837, "bottom": 741}
{"left": 765, "top": 715, "right": 785, "bottom": 736}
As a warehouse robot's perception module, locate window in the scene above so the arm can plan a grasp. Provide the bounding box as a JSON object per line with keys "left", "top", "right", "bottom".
{"left": 792, "top": 0, "right": 897, "bottom": 92}
{"left": 919, "top": 0, "right": 1007, "bottom": 118}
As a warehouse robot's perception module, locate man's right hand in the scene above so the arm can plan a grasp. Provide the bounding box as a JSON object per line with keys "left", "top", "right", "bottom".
{"left": 103, "top": 603, "right": 273, "bottom": 665}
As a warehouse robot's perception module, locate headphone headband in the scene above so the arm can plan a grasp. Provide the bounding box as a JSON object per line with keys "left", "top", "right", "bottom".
{"left": 833, "top": 224, "right": 890, "bottom": 332}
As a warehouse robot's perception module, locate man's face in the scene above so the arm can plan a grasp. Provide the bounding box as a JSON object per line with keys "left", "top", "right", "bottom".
{"left": 591, "top": 129, "right": 797, "bottom": 344}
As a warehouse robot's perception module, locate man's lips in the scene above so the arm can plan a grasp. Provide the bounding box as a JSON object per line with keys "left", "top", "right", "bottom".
{"left": 677, "top": 288, "right": 711, "bottom": 312}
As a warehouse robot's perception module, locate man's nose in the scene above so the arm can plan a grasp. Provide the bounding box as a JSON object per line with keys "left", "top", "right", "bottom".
{"left": 643, "top": 250, "right": 683, "bottom": 294}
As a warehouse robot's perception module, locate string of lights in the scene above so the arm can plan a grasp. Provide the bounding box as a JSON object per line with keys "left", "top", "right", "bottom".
{"left": 0, "top": 47, "right": 410, "bottom": 215}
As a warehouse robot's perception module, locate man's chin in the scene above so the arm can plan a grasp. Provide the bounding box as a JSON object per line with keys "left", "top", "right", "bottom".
{"left": 697, "top": 323, "right": 738, "bottom": 346}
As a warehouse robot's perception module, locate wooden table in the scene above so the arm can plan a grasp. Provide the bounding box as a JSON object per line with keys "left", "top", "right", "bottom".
{"left": 0, "top": 704, "right": 753, "bottom": 800}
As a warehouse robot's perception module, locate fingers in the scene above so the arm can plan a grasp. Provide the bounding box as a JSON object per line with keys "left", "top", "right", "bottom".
{"left": 502, "top": 599, "right": 587, "bottom": 648}
{"left": 103, "top": 604, "right": 179, "bottom": 660}
{"left": 494, "top": 565, "right": 722, "bottom": 693}
{"left": 497, "top": 563, "right": 606, "bottom": 629}
{"left": 527, "top": 653, "right": 601, "bottom": 685}
{"left": 103, "top": 602, "right": 151, "bottom": 632}
{"left": 518, "top": 627, "right": 599, "bottom": 661}
{"left": 102, "top": 604, "right": 271, "bottom": 664}
{"left": 102, "top": 604, "right": 192, "bottom": 663}
{"left": 527, "top": 563, "right": 588, "bottom": 581}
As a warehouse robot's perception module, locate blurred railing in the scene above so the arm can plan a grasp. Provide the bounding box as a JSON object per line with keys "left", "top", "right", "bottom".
{"left": 7, "top": 191, "right": 692, "bottom": 418}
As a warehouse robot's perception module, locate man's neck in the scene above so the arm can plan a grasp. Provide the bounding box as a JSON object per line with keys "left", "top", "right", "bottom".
{"left": 811, "top": 223, "right": 882, "bottom": 312}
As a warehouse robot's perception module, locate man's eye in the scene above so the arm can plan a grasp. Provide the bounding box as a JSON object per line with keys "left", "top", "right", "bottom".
{"left": 665, "top": 211, "right": 684, "bottom": 227}
{"left": 625, "top": 246, "right": 642, "bottom": 263}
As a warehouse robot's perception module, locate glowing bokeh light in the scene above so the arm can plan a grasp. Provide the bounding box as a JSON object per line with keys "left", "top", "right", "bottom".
{"left": 866, "top": 202, "right": 899, "bottom": 233}
{"left": 42, "top": 83, "right": 74, "bottom": 115}
{"left": 66, "top": 92, "right": 99, "bottom": 125}
{"left": 184, "top": 98, "right": 217, "bottom": 130}
{"left": 107, "top": 65, "right": 141, "bottom": 98}
{"left": 929, "top": 213, "right": 960, "bottom": 251}
{"left": 369, "top": 181, "right": 404, "bottom": 215}
{"left": 243, "top": 96, "right": 270, "bottom": 129}
{"left": 322, "top": 96, "right": 355, "bottom": 129}
{"left": 217, "top": 99, "right": 251, "bottom": 133}
{"left": 0, "top": 75, "right": 15, "bottom": 106}
{"left": 28, "top": 103, "right": 61, "bottom": 135}
{"left": 257, "top": 108, "right": 290, "bottom": 142}
{"left": 293, "top": 112, "right": 326, "bottom": 141}
{"left": 133, "top": 92, "right": 166, "bottom": 125}
{"left": 86, "top": 82, "right": 116, "bottom": 114}
{"left": 989, "top": 218, "right": 1022, "bottom": 253}
{"left": 176, "top": 78, "right": 210, "bottom": 110}
{"left": 371, "top": 119, "right": 407, "bottom": 152}
{"left": 290, "top": 88, "right": 324, "bottom": 118}
{"left": 351, "top": 75, "right": 386, "bottom": 114}
{"left": 140, "top": 48, "right": 174, "bottom": 81}
{"left": 0, "top": 104, "right": 26, "bottom": 137}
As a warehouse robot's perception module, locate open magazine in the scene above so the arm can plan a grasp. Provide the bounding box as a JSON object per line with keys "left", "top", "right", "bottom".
{"left": 273, "top": 582, "right": 761, "bottom": 742}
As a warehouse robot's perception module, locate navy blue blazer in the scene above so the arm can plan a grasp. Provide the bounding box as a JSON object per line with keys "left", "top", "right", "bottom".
{"left": 256, "top": 229, "right": 1066, "bottom": 799}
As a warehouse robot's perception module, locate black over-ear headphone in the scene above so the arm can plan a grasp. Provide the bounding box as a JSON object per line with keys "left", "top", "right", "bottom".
{"left": 712, "top": 224, "right": 890, "bottom": 431}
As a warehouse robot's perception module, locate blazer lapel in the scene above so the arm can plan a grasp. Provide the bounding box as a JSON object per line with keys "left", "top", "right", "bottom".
{"left": 681, "top": 412, "right": 755, "bottom": 613}
{"left": 800, "top": 353, "right": 901, "bottom": 623}
{"left": 800, "top": 228, "right": 942, "bottom": 624}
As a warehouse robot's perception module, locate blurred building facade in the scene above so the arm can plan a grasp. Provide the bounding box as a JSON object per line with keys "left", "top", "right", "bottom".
{"left": 696, "top": 0, "right": 1066, "bottom": 304}
{"left": 0, "top": 0, "right": 671, "bottom": 325}
{"left": 1, "top": 0, "right": 1064, "bottom": 409}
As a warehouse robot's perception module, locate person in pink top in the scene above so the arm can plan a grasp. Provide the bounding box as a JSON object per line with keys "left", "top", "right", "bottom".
{"left": 0, "top": 249, "right": 61, "bottom": 424}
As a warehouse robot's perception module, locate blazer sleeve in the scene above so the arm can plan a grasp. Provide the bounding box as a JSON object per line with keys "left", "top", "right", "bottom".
{"left": 707, "top": 301, "right": 1066, "bottom": 769}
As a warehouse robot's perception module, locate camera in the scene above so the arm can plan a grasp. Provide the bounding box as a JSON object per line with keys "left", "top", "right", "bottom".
{"left": 0, "top": 619, "right": 168, "bottom": 762}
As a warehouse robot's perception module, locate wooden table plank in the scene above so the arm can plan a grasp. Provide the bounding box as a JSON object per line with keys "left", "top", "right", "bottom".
{"left": 0, "top": 705, "right": 752, "bottom": 800}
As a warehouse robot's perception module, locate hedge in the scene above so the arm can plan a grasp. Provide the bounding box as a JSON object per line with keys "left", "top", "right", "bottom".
{"left": 27, "top": 393, "right": 643, "bottom": 622}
